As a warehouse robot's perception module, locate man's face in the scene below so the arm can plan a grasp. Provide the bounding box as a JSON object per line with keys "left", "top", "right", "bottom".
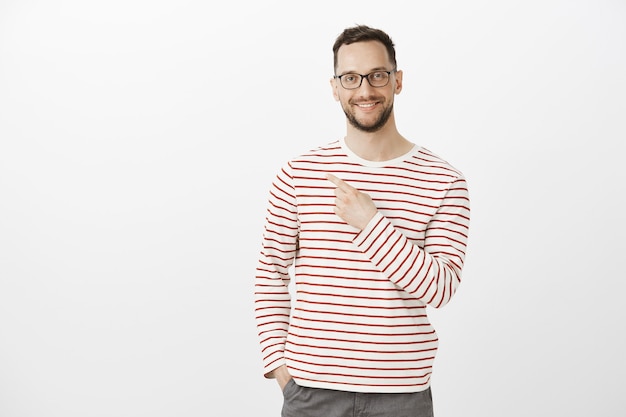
{"left": 331, "top": 41, "right": 402, "bottom": 133}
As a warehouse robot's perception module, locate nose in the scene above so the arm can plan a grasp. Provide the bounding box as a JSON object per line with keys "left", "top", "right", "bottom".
{"left": 357, "top": 76, "right": 377, "bottom": 92}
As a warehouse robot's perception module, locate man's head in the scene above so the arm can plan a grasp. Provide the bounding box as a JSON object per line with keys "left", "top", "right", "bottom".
{"left": 332, "top": 25, "right": 397, "bottom": 74}
{"left": 331, "top": 25, "right": 402, "bottom": 133}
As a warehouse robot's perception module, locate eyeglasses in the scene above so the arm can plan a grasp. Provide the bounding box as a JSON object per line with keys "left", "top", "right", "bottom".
{"left": 334, "top": 70, "right": 395, "bottom": 90}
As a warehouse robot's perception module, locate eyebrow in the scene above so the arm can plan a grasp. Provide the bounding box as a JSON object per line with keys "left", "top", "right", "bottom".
{"left": 337, "top": 66, "right": 391, "bottom": 76}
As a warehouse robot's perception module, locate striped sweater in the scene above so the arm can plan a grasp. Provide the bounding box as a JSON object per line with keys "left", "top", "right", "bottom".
{"left": 255, "top": 137, "right": 470, "bottom": 393}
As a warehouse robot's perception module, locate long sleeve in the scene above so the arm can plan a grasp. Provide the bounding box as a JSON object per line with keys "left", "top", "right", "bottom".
{"left": 254, "top": 164, "right": 299, "bottom": 376}
{"left": 353, "top": 177, "right": 470, "bottom": 308}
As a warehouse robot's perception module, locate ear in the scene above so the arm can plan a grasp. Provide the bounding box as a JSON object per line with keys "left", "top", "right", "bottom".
{"left": 330, "top": 77, "right": 340, "bottom": 101}
{"left": 394, "top": 69, "right": 403, "bottom": 94}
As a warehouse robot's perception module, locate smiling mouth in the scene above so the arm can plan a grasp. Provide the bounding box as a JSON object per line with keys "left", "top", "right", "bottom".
{"left": 356, "top": 102, "right": 378, "bottom": 108}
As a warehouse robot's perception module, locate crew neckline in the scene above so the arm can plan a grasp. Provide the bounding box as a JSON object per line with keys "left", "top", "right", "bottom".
{"left": 339, "top": 136, "right": 421, "bottom": 167}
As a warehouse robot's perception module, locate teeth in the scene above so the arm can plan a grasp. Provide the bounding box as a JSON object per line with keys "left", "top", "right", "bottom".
{"left": 357, "top": 103, "right": 376, "bottom": 108}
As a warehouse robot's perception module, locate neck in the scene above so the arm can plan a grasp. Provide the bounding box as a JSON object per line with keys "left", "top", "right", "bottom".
{"left": 344, "top": 120, "right": 413, "bottom": 162}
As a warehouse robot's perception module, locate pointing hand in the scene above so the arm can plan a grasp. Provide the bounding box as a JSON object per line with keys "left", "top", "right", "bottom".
{"left": 326, "top": 173, "right": 377, "bottom": 230}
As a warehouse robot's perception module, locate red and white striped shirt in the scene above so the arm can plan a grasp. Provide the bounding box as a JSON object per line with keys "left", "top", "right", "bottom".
{"left": 255, "top": 138, "right": 470, "bottom": 393}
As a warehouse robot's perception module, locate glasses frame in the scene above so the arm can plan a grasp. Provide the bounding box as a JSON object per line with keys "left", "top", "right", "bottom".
{"left": 333, "top": 69, "right": 396, "bottom": 90}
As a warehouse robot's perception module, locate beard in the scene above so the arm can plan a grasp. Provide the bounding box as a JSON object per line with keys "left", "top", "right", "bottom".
{"left": 342, "top": 101, "right": 394, "bottom": 133}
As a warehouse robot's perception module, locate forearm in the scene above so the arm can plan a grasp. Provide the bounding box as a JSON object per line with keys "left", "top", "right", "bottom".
{"left": 354, "top": 179, "right": 470, "bottom": 307}
{"left": 254, "top": 237, "right": 294, "bottom": 372}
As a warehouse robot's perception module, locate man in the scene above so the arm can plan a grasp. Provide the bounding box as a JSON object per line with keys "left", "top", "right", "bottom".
{"left": 255, "top": 25, "right": 470, "bottom": 417}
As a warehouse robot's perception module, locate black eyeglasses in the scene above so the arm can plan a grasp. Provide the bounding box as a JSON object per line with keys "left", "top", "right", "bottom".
{"left": 334, "top": 70, "right": 395, "bottom": 90}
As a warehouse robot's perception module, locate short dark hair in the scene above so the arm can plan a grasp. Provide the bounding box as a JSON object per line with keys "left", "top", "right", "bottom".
{"left": 332, "top": 25, "right": 397, "bottom": 73}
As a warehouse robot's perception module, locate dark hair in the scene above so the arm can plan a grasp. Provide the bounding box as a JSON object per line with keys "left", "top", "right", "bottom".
{"left": 332, "top": 25, "right": 397, "bottom": 73}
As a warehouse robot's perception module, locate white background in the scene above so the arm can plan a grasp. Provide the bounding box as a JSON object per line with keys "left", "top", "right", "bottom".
{"left": 1, "top": 1, "right": 624, "bottom": 416}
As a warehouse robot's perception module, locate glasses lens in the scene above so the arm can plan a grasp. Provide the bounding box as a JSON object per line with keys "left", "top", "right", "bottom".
{"left": 341, "top": 73, "right": 360, "bottom": 89}
{"left": 368, "top": 71, "right": 390, "bottom": 87}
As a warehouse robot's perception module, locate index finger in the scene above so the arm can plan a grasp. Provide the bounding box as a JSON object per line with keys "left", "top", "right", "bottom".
{"left": 326, "top": 173, "right": 352, "bottom": 191}
{"left": 326, "top": 173, "right": 343, "bottom": 186}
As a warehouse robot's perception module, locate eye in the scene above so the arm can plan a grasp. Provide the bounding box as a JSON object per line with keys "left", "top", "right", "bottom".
{"left": 343, "top": 74, "right": 358, "bottom": 84}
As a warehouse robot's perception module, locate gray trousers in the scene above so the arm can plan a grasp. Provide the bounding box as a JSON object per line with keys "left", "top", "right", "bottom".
{"left": 281, "top": 379, "right": 434, "bottom": 417}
